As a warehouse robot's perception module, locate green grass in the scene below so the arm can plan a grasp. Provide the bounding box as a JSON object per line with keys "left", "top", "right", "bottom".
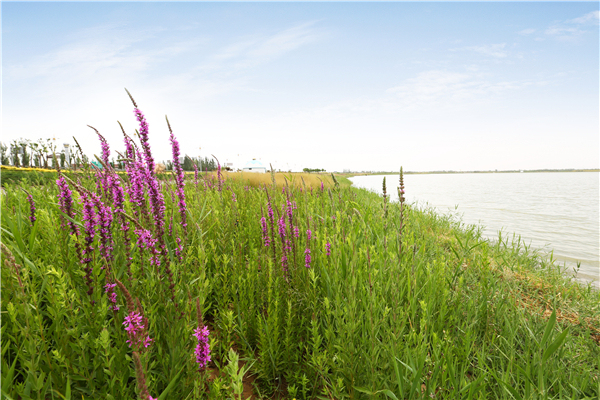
{"left": 2, "top": 167, "right": 598, "bottom": 400}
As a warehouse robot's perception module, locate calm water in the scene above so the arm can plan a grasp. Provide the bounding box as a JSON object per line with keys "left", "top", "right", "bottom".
{"left": 350, "top": 172, "right": 599, "bottom": 287}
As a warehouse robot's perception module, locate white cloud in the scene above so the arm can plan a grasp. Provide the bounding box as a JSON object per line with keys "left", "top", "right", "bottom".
{"left": 202, "top": 21, "right": 323, "bottom": 71}
{"left": 567, "top": 10, "right": 599, "bottom": 25}
{"left": 451, "top": 43, "right": 508, "bottom": 58}
{"left": 518, "top": 28, "right": 536, "bottom": 35}
{"left": 384, "top": 70, "right": 544, "bottom": 111}
{"left": 545, "top": 10, "right": 599, "bottom": 41}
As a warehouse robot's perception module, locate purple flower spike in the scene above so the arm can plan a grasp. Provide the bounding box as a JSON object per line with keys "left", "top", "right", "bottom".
{"left": 123, "top": 311, "right": 153, "bottom": 350}
{"left": 104, "top": 282, "right": 119, "bottom": 311}
{"left": 304, "top": 248, "right": 311, "bottom": 268}
{"left": 26, "top": 193, "right": 36, "bottom": 225}
{"left": 260, "top": 217, "right": 271, "bottom": 247}
{"left": 193, "top": 325, "right": 211, "bottom": 370}
{"left": 278, "top": 216, "right": 286, "bottom": 239}
{"left": 133, "top": 107, "right": 155, "bottom": 175}
{"left": 326, "top": 242, "right": 331, "bottom": 256}
{"left": 168, "top": 121, "right": 187, "bottom": 232}
{"left": 306, "top": 229, "right": 312, "bottom": 241}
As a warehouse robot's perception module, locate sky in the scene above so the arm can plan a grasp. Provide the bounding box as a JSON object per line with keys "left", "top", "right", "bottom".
{"left": 2, "top": 1, "right": 599, "bottom": 172}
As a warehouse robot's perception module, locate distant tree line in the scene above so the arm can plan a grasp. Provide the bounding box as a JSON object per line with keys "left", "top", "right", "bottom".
{"left": 303, "top": 168, "right": 326, "bottom": 173}
{"left": 164, "top": 156, "right": 219, "bottom": 172}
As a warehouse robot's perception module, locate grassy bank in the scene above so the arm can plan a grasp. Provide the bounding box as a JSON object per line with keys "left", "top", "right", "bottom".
{"left": 2, "top": 98, "right": 598, "bottom": 399}
{"left": 2, "top": 169, "right": 599, "bottom": 400}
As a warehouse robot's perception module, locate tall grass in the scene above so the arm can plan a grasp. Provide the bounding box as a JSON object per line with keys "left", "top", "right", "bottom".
{"left": 1, "top": 93, "right": 598, "bottom": 400}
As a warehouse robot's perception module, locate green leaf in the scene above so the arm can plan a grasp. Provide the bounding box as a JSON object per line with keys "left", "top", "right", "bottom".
{"left": 541, "top": 309, "right": 556, "bottom": 348}
{"left": 542, "top": 328, "right": 569, "bottom": 364}
{"left": 157, "top": 365, "right": 185, "bottom": 400}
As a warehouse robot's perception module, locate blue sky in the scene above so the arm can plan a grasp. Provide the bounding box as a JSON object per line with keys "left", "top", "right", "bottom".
{"left": 3, "top": 2, "right": 598, "bottom": 172}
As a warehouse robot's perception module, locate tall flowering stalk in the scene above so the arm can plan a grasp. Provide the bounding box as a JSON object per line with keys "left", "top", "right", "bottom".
{"left": 264, "top": 191, "right": 278, "bottom": 266}
{"left": 305, "top": 228, "right": 312, "bottom": 268}
{"left": 397, "top": 166, "right": 406, "bottom": 259}
{"left": 22, "top": 190, "right": 36, "bottom": 226}
{"left": 79, "top": 190, "right": 97, "bottom": 296}
{"left": 126, "top": 91, "right": 176, "bottom": 302}
{"left": 56, "top": 175, "right": 82, "bottom": 259}
{"left": 111, "top": 173, "right": 133, "bottom": 274}
{"left": 92, "top": 194, "right": 114, "bottom": 269}
{"left": 260, "top": 214, "right": 271, "bottom": 247}
{"left": 193, "top": 298, "right": 211, "bottom": 371}
{"left": 117, "top": 279, "right": 155, "bottom": 400}
{"left": 89, "top": 126, "right": 112, "bottom": 200}
{"left": 167, "top": 116, "right": 187, "bottom": 235}
{"left": 126, "top": 89, "right": 155, "bottom": 175}
{"left": 104, "top": 282, "right": 119, "bottom": 311}
{"left": 193, "top": 163, "right": 199, "bottom": 186}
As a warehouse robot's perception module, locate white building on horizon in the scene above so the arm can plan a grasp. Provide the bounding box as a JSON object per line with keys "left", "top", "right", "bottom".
{"left": 242, "top": 159, "right": 267, "bottom": 173}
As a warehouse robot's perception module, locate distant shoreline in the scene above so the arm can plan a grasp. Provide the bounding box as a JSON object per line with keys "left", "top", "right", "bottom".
{"left": 343, "top": 168, "right": 599, "bottom": 176}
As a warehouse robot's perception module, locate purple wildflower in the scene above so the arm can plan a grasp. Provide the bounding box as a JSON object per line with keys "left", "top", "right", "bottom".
{"left": 293, "top": 226, "right": 299, "bottom": 238}
{"left": 326, "top": 242, "right": 331, "bottom": 256}
{"left": 168, "top": 121, "right": 187, "bottom": 232}
{"left": 133, "top": 107, "right": 155, "bottom": 175}
{"left": 232, "top": 192, "right": 237, "bottom": 202}
{"left": 193, "top": 325, "right": 211, "bottom": 370}
{"left": 306, "top": 229, "right": 312, "bottom": 241}
{"left": 304, "top": 248, "right": 311, "bottom": 268}
{"left": 104, "top": 282, "right": 119, "bottom": 311}
{"left": 123, "top": 311, "right": 153, "bottom": 350}
{"left": 93, "top": 196, "right": 114, "bottom": 266}
{"left": 321, "top": 181, "right": 324, "bottom": 192}
{"left": 26, "top": 193, "right": 36, "bottom": 225}
{"left": 193, "top": 163, "right": 199, "bottom": 185}
{"left": 260, "top": 217, "right": 271, "bottom": 247}
{"left": 278, "top": 216, "right": 286, "bottom": 239}
{"left": 79, "top": 191, "right": 97, "bottom": 296}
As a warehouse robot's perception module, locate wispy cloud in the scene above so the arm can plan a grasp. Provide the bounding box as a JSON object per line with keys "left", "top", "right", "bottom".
{"left": 545, "top": 10, "right": 599, "bottom": 41}
{"left": 384, "top": 70, "right": 544, "bottom": 110}
{"left": 451, "top": 43, "right": 508, "bottom": 58}
{"left": 203, "top": 21, "right": 324, "bottom": 71}
{"left": 568, "top": 10, "right": 600, "bottom": 25}
{"left": 518, "top": 28, "right": 536, "bottom": 35}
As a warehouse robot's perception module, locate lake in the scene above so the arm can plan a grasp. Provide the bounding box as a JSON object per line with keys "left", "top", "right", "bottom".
{"left": 349, "top": 172, "right": 599, "bottom": 288}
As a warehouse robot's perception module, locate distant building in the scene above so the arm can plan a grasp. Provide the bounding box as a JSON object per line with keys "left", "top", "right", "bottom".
{"left": 242, "top": 159, "right": 267, "bottom": 173}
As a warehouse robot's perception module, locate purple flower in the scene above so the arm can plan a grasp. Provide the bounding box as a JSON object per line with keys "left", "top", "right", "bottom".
{"left": 169, "top": 126, "right": 187, "bottom": 231}
{"left": 193, "top": 163, "right": 199, "bottom": 185}
{"left": 193, "top": 325, "right": 211, "bottom": 370}
{"left": 326, "top": 242, "right": 331, "bottom": 256}
{"left": 79, "top": 191, "right": 97, "bottom": 296}
{"left": 260, "top": 217, "right": 271, "bottom": 247}
{"left": 293, "top": 226, "right": 299, "bottom": 238}
{"left": 26, "top": 193, "right": 36, "bottom": 225}
{"left": 56, "top": 176, "right": 78, "bottom": 233}
{"left": 277, "top": 216, "right": 286, "bottom": 239}
{"left": 304, "top": 248, "right": 311, "bottom": 268}
{"left": 93, "top": 196, "right": 114, "bottom": 265}
{"left": 306, "top": 229, "right": 312, "bottom": 241}
{"left": 231, "top": 192, "right": 237, "bottom": 202}
{"left": 133, "top": 107, "right": 155, "bottom": 175}
{"left": 123, "top": 311, "right": 153, "bottom": 350}
{"left": 104, "top": 282, "right": 119, "bottom": 311}
{"left": 267, "top": 202, "right": 274, "bottom": 223}
{"left": 321, "top": 181, "right": 324, "bottom": 192}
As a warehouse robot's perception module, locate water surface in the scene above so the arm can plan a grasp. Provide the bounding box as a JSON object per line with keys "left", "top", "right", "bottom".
{"left": 350, "top": 172, "right": 599, "bottom": 287}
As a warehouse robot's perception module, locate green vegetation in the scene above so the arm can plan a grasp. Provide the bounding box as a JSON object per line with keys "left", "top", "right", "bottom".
{"left": 2, "top": 96, "right": 598, "bottom": 400}
{"left": 3, "top": 171, "right": 599, "bottom": 399}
